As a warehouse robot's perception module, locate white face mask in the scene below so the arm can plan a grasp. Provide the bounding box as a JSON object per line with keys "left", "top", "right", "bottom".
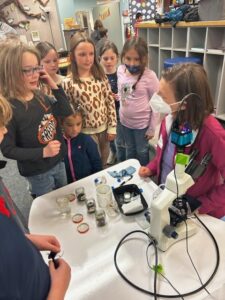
{"left": 149, "top": 93, "right": 181, "bottom": 114}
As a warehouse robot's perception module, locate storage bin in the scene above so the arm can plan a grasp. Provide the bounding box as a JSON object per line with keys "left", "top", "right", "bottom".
{"left": 164, "top": 57, "right": 202, "bottom": 69}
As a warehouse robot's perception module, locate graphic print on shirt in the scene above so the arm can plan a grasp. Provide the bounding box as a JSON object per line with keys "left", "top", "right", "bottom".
{"left": 38, "top": 113, "right": 57, "bottom": 144}
{"left": 120, "top": 82, "right": 134, "bottom": 104}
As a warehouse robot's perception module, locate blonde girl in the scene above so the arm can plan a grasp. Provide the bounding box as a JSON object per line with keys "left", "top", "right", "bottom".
{"left": 0, "top": 94, "right": 71, "bottom": 300}
{"left": 0, "top": 42, "right": 72, "bottom": 198}
{"left": 63, "top": 32, "right": 117, "bottom": 166}
{"left": 36, "top": 41, "right": 64, "bottom": 95}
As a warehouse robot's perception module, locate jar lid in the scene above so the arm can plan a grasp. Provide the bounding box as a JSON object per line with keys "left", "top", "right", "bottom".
{"left": 66, "top": 193, "right": 76, "bottom": 202}
{"left": 77, "top": 222, "right": 89, "bottom": 234}
{"left": 72, "top": 213, "right": 83, "bottom": 223}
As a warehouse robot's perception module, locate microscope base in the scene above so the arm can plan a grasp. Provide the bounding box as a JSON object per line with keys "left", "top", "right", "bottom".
{"left": 158, "top": 219, "right": 197, "bottom": 252}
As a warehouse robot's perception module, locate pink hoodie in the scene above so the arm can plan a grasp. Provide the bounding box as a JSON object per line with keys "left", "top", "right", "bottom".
{"left": 147, "top": 114, "right": 225, "bottom": 219}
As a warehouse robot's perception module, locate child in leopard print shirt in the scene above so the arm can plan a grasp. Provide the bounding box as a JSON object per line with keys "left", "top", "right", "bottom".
{"left": 63, "top": 32, "right": 117, "bottom": 166}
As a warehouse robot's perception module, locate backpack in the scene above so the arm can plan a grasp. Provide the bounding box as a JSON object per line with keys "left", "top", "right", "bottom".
{"left": 155, "top": 4, "right": 191, "bottom": 27}
{"left": 183, "top": 7, "right": 199, "bottom": 22}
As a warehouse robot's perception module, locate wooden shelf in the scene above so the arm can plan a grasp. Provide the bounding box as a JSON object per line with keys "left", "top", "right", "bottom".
{"left": 138, "top": 23, "right": 225, "bottom": 118}
{"left": 136, "top": 20, "right": 225, "bottom": 29}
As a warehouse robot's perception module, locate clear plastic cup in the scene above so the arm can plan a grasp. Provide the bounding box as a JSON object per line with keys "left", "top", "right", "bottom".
{"left": 56, "top": 197, "right": 71, "bottom": 216}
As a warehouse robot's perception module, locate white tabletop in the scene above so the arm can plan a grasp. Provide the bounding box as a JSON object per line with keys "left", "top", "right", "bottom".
{"left": 29, "top": 159, "right": 225, "bottom": 300}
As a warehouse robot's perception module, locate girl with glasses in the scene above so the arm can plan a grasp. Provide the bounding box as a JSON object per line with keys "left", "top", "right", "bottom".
{"left": 0, "top": 41, "right": 72, "bottom": 198}
{"left": 0, "top": 95, "right": 71, "bottom": 300}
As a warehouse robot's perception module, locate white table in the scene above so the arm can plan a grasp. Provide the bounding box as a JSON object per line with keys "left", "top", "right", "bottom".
{"left": 29, "top": 159, "right": 225, "bottom": 300}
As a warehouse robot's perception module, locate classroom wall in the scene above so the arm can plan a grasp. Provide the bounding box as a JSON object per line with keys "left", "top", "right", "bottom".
{"left": 56, "top": 0, "right": 96, "bottom": 25}
{"left": 0, "top": 0, "right": 64, "bottom": 50}
{"left": 92, "top": 2, "right": 123, "bottom": 53}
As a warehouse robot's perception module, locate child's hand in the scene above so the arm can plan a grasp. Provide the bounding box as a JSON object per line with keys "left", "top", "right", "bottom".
{"left": 139, "top": 166, "right": 152, "bottom": 177}
{"left": 47, "top": 259, "right": 71, "bottom": 300}
{"left": 145, "top": 133, "right": 154, "bottom": 140}
{"left": 107, "top": 133, "right": 116, "bottom": 141}
{"left": 43, "top": 140, "right": 61, "bottom": 158}
{"left": 26, "top": 234, "right": 61, "bottom": 252}
{"left": 39, "top": 69, "right": 58, "bottom": 90}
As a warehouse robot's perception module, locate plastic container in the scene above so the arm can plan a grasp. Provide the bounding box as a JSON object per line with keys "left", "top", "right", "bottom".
{"left": 164, "top": 57, "right": 202, "bottom": 69}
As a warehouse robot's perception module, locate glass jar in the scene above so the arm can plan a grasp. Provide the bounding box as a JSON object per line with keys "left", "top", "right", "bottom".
{"left": 86, "top": 197, "right": 96, "bottom": 213}
{"left": 95, "top": 209, "right": 106, "bottom": 226}
{"left": 75, "top": 186, "right": 86, "bottom": 202}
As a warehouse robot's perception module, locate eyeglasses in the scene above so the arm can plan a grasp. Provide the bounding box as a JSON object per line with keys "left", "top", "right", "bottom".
{"left": 22, "top": 65, "right": 43, "bottom": 76}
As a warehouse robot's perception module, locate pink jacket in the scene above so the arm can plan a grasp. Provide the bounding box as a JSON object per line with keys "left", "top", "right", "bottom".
{"left": 147, "top": 114, "right": 225, "bottom": 219}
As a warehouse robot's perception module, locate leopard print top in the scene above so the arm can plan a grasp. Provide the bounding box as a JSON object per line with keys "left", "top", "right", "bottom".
{"left": 63, "top": 76, "right": 117, "bottom": 135}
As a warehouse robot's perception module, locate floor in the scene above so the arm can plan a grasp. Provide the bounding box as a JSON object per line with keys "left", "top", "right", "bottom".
{"left": 0, "top": 151, "right": 33, "bottom": 226}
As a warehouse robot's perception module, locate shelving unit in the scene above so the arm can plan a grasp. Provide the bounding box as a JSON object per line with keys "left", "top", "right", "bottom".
{"left": 137, "top": 20, "right": 225, "bottom": 121}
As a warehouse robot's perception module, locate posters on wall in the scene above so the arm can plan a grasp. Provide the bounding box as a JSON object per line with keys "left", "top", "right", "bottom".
{"left": 129, "top": 0, "right": 157, "bottom": 24}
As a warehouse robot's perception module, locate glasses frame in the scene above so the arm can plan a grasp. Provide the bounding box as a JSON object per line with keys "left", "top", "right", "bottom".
{"left": 22, "top": 65, "right": 44, "bottom": 76}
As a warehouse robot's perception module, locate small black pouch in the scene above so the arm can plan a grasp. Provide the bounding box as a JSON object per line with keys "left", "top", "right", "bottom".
{"left": 113, "top": 184, "right": 148, "bottom": 216}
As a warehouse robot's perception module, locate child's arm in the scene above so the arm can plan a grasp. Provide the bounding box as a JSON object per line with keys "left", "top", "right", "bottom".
{"left": 61, "top": 77, "right": 76, "bottom": 104}
{"left": 1, "top": 120, "right": 61, "bottom": 161}
{"left": 1, "top": 118, "right": 44, "bottom": 161}
{"left": 146, "top": 69, "right": 160, "bottom": 138}
{"left": 49, "top": 86, "right": 73, "bottom": 117}
{"left": 146, "top": 111, "right": 160, "bottom": 139}
{"left": 86, "top": 136, "right": 103, "bottom": 173}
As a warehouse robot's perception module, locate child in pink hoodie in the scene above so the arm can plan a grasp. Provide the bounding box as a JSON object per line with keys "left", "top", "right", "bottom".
{"left": 139, "top": 63, "right": 225, "bottom": 219}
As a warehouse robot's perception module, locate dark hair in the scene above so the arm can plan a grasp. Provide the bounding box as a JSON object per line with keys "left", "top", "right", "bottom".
{"left": 161, "top": 63, "right": 214, "bottom": 129}
{"left": 94, "top": 19, "right": 103, "bottom": 30}
{"left": 121, "top": 37, "right": 148, "bottom": 89}
{"left": 70, "top": 32, "right": 105, "bottom": 82}
{"left": 136, "top": 12, "right": 143, "bottom": 20}
{"left": 99, "top": 27, "right": 108, "bottom": 38}
{"left": 61, "top": 103, "right": 84, "bottom": 123}
{"left": 36, "top": 42, "right": 57, "bottom": 60}
{"left": 99, "top": 41, "right": 119, "bottom": 58}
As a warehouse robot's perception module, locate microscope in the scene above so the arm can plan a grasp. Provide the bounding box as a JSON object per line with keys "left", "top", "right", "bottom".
{"left": 149, "top": 151, "right": 212, "bottom": 251}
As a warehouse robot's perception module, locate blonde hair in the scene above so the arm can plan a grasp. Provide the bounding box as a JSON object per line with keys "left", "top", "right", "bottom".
{"left": 69, "top": 32, "right": 105, "bottom": 82}
{"left": 0, "top": 42, "right": 40, "bottom": 101}
{"left": 0, "top": 95, "right": 12, "bottom": 126}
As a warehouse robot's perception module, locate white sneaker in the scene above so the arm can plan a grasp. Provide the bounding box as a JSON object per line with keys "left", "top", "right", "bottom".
{"left": 107, "top": 151, "right": 117, "bottom": 165}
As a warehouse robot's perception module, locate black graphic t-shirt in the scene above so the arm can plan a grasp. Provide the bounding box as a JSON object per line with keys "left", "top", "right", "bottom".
{"left": 1, "top": 87, "right": 72, "bottom": 176}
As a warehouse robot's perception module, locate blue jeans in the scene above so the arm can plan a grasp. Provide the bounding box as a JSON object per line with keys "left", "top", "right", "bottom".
{"left": 109, "top": 140, "right": 116, "bottom": 154}
{"left": 116, "top": 119, "right": 126, "bottom": 162}
{"left": 26, "top": 161, "right": 68, "bottom": 198}
{"left": 121, "top": 124, "right": 149, "bottom": 166}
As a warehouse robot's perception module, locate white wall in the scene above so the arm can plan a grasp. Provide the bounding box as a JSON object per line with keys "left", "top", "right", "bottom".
{"left": 92, "top": 2, "right": 123, "bottom": 52}
{"left": 56, "top": 0, "right": 96, "bottom": 25}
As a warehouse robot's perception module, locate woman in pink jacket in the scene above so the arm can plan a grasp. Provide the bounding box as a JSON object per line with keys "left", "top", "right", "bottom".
{"left": 139, "top": 63, "right": 225, "bottom": 219}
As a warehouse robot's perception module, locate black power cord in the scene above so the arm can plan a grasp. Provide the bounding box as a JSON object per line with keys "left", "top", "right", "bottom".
{"left": 114, "top": 220, "right": 220, "bottom": 298}
{"left": 146, "top": 243, "right": 184, "bottom": 300}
